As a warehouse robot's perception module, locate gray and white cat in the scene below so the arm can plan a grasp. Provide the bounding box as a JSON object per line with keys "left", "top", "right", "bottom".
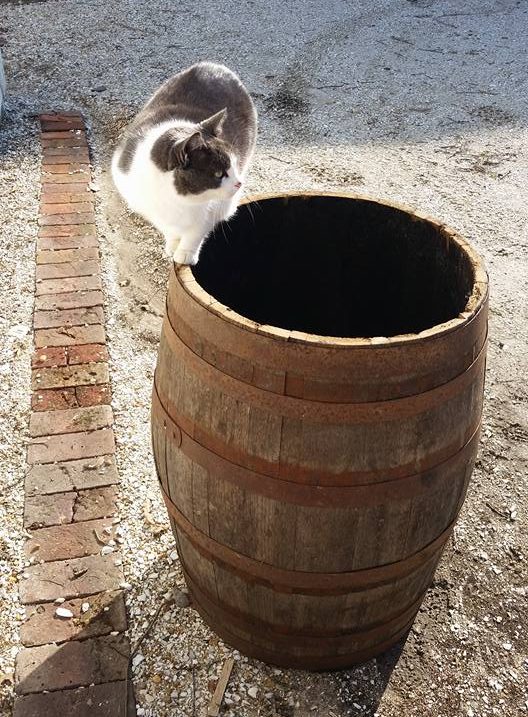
{"left": 112, "top": 62, "right": 257, "bottom": 265}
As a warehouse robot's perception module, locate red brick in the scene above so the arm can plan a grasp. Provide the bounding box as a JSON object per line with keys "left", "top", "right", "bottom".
{"left": 42, "top": 149, "right": 90, "bottom": 164}
{"left": 35, "top": 290, "right": 103, "bottom": 311}
{"left": 40, "top": 129, "right": 86, "bottom": 140}
{"left": 43, "top": 163, "right": 90, "bottom": 175}
{"left": 39, "top": 211, "right": 95, "bottom": 227}
{"left": 32, "top": 387, "right": 78, "bottom": 411}
{"left": 69, "top": 343, "right": 109, "bottom": 364}
{"left": 27, "top": 427, "right": 115, "bottom": 464}
{"left": 24, "top": 492, "right": 75, "bottom": 529}
{"left": 39, "top": 222, "right": 95, "bottom": 238}
{"left": 42, "top": 144, "right": 90, "bottom": 159}
{"left": 29, "top": 404, "right": 113, "bottom": 437}
{"left": 34, "top": 306, "right": 104, "bottom": 329}
{"left": 37, "top": 247, "right": 99, "bottom": 264}
{"left": 37, "top": 235, "right": 99, "bottom": 251}
{"left": 35, "top": 324, "right": 105, "bottom": 348}
{"left": 26, "top": 456, "right": 119, "bottom": 495}
{"left": 31, "top": 346, "right": 67, "bottom": 368}
{"left": 76, "top": 384, "right": 112, "bottom": 407}
{"left": 25, "top": 517, "right": 117, "bottom": 561}
{"left": 40, "top": 118, "right": 85, "bottom": 132}
{"left": 42, "top": 159, "right": 91, "bottom": 173}
{"left": 35, "top": 275, "right": 101, "bottom": 295}
{"left": 41, "top": 114, "right": 85, "bottom": 129}
{"left": 19, "top": 554, "right": 124, "bottom": 604}
{"left": 41, "top": 173, "right": 90, "bottom": 184}
{"left": 36, "top": 259, "right": 99, "bottom": 279}
{"left": 40, "top": 201, "right": 93, "bottom": 215}
{"left": 15, "top": 634, "right": 129, "bottom": 694}
{"left": 40, "top": 190, "right": 93, "bottom": 204}
{"left": 32, "top": 360, "right": 108, "bottom": 390}
{"left": 42, "top": 181, "right": 90, "bottom": 193}
{"left": 41, "top": 120, "right": 85, "bottom": 132}
{"left": 13, "top": 680, "right": 133, "bottom": 717}
{"left": 41, "top": 115, "right": 84, "bottom": 124}
{"left": 41, "top": 138, "right": 87, "bottom": 149}
{"left": 21, "top": 591, "right": 126, "bottom": 646}
{"left": 42, "top": 155, "right": 90, "bottom": 169}
{"left": 73, "top": 486, "right": 117, "bottom": 521}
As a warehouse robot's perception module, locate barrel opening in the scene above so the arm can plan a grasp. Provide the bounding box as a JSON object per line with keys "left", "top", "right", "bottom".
{"left": 193, "top": 195, "right": 475, "bottom": 338}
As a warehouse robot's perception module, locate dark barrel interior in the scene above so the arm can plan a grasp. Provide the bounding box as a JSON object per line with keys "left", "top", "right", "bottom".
{"left": 193, "top": 195, "right": 474, "bottom": 338}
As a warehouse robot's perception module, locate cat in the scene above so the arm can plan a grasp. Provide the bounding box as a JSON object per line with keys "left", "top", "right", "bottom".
{"left": 111, "top": 62, "right": 257, "bottom": 265}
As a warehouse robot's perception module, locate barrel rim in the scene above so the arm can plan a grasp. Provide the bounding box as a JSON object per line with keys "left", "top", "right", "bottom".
{"left": 177, "top": 190, "right": 488, "bottom": 348}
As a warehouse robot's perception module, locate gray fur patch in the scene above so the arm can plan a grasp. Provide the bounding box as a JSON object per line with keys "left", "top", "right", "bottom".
{"left": 115, "top": 62, "right": 257, "bottom": 197}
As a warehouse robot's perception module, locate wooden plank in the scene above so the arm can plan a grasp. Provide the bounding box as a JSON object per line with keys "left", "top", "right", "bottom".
{"left": 207, "top": 658, "right": 234, "bottom": 717}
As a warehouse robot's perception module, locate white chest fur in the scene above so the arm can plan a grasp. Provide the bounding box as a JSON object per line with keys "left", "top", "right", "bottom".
{"left": 112, "top": 121, "right": 198, "bottom": 234}
{"left": 111, "top": 121, "right": 242, "bottom": 265}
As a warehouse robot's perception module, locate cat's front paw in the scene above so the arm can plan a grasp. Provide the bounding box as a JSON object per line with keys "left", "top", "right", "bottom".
{"left": 173, "top": 248, "right": 199, "bottom": 266}
{"left": 164, "top": 236, "right": 180, "bottom": 257}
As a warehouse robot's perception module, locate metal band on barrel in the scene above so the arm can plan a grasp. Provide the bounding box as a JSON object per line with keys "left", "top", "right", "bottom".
{"left": 152, "top": 380, "right": 481, "bottom": 489}
{"left": 158, "top": 483, "right": 455, "bottom": 596}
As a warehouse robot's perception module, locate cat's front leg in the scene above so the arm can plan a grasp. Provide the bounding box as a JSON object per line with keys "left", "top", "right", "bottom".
{"left": 173, "top": 231, "right": 206, "bottom": 266}
{"left": 163, "top": 234, "right": 180, "bottom": 258}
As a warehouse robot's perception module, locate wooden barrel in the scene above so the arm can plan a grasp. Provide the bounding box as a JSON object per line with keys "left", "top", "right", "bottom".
{"left": 151, "top": 192, "right": 488, "bottom": 670}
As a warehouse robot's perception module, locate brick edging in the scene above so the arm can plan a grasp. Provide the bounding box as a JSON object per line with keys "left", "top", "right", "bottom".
{"left": 14, "top": 112, "right": 136, "bottom": 717}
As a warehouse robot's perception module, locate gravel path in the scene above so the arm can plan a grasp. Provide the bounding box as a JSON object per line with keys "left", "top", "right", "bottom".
{"left": 0, "top": 112, "right": 39, "bottom": 713}
{"left": 1, "top": 0, "right": 527, "bottom": 715}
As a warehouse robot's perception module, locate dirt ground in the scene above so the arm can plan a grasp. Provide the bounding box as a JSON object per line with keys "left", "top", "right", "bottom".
{"left": 1, "top": 0, "right": 527, "bottom": 715}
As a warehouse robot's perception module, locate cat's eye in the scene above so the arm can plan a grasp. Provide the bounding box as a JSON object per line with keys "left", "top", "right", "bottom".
{"left": 214, "top": 170, "right": 224, "bottom": 178}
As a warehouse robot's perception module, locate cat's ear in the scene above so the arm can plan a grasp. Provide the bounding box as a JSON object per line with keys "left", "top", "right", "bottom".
{"left": 200, "top": 108, "right": 227, "bottom": 137}
{"left": 170, "top": 132, "right": 205, "bottom": 169}
{"left": 152, "top": 130, "right": 202, "bottom": 171}
{"left": 168, "top": 136, "right": 193, "bottom": 170}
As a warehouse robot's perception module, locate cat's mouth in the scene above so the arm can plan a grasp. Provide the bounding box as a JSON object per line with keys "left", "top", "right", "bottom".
{"left": 226, "top": 181, "right": 242, "bottom": 195}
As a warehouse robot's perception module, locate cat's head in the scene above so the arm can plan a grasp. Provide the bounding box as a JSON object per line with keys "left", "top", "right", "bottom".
{"left": 151, "top": 109, "right": 242, "bottom": 200}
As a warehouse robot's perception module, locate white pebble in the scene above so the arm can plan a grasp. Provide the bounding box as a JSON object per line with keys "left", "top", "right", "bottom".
{"left": 132, "top": 653, "right": 144, "bottom": 668}
{"left": 54, "top": 597, "right": 65, "bottom": 604}
{"left": 502, "top": 642, "right": 512, "bottom": 651}
{"left": 248, "top": 686, "right": 258, "bottom": 698}
{"left": 101, "top": 546, "right": 114, "bottom": 556}
{"left": 81, "top": 602, "right": 90, "bottom": 613}
{"left": 55, "top": 607, "right": 74, "bottom": 619}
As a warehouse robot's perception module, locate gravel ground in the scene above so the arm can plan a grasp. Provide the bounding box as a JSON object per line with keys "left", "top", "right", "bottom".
{"left": 1, "top": 0, "right": 527, "bottom": 716}
{"left": 0, "top": 115, "right": 39, "bottom": 711}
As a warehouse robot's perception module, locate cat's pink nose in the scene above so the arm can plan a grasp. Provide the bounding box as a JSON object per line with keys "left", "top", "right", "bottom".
{"left": 234, "top": 181, "right": 242, "bottom": 190}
